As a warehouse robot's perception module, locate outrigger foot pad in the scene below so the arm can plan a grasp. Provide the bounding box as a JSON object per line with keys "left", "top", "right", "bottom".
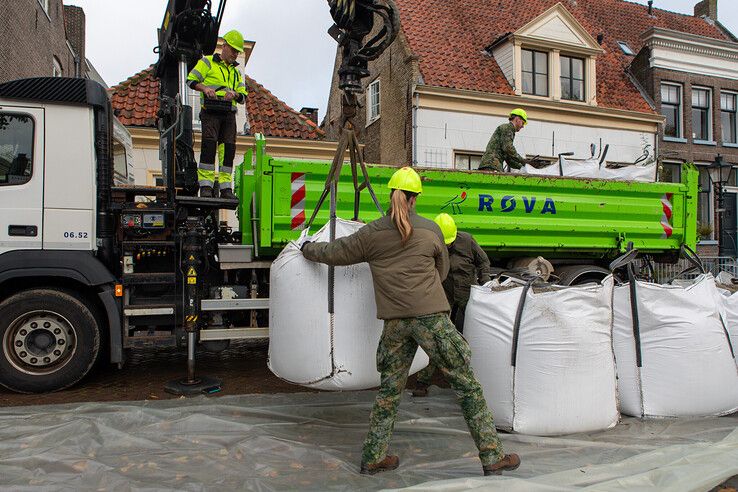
{"left": 164, "top": 375, "right": 222, "bottom": 396}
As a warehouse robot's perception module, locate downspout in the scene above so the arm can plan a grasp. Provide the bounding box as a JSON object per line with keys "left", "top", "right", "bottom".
{"left": 412, "top": 87, "right": 419, "bottom": 166}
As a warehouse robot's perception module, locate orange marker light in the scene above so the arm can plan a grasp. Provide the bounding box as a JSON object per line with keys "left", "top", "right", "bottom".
{"left": 115, "top": 284, "right": 123, "bottom": 297}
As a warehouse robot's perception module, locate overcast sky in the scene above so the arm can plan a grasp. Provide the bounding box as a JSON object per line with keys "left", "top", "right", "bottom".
{"left": 70, "top": 0, "right": 738, "bottom": 119}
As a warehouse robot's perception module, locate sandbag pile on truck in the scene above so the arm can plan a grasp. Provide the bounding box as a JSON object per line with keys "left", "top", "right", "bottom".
{"left": 519, "top": 157, "right": 657, "bottom": 182}
{"left": 613, "top": 274, "right": 738, "bottom": 418}
{"left": 268, "top": 219, "right": 429, "bottom": 391}
{"left": 464, "top": 277, "right": 619, "bottom": 436}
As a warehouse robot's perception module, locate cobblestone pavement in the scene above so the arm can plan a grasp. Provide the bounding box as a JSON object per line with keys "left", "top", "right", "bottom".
{"left": 0, "top": 340, "right": 430, "bottom": 407}
{"left": 0, "top": 340, "right": 313, "bottom": 406}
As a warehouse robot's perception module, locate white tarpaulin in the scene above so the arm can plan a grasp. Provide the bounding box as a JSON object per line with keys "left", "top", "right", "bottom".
{"left": 464, "top": 277, "right": 619, "bottom": 436}
{"left": 1, "top": 390, "right": 736, "bottom": 491}
{"left": 268, "top": 218, "right": 428, "bottom": 390}
{"left": 613, "top": 274, "right": 738, "bottom": 418}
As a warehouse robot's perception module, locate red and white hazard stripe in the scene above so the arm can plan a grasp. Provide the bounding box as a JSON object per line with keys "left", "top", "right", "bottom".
{"left": 660, "top": 193, "right": 673, "bottom": 239}
{"left": 291, "top": 172, "right": 306, "bottom": 230}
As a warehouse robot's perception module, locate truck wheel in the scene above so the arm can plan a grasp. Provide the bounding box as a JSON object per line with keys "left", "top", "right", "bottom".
{"left": 0, "top": 289, "right": 100, "bottom": 393}
{"left": 555, "top": 265, "right": 611, "bottom": 286}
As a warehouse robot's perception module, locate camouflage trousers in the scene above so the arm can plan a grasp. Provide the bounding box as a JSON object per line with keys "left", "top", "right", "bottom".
{"left": 416, "top": 302, "right": 467, "bottom": 386}
{"left": 361, "top": 313, "right": 504, "bottom": 467}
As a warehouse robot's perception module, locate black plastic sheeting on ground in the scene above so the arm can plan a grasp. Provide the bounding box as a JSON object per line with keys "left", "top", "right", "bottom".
{"left": 0, "top": 388, "right": 737, "bottom": 491}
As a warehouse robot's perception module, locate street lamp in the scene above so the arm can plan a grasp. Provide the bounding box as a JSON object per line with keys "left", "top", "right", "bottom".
{"left": 708, "top": 154, "right": 735, "bottom": 256}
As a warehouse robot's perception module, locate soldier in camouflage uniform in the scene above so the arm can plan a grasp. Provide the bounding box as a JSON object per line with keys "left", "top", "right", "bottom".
{"left": 414, "top": 213, "right": 491, "bottom": 397}
{"left": 479, "top": 108, "right": 528, "bottom": 172}
{"left": 300, "top": 167, "right": 520, "bottom": 476}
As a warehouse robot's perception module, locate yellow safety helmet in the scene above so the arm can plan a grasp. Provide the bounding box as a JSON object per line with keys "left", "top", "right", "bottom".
{"left": 223, "top": 30, "right": 245, "bottom": 53}
{"left": 388, "top": 167, "right": 422, "bottom": 194}
{"left": 509, "top": 108, "right": 528, "bottom": 126}
{"left": 434, "top": 213, "right": 457, "bottom": 245}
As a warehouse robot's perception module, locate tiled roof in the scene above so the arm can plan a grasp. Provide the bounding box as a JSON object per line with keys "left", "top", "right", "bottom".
{"left": 109, "top": 66, "right": 324, "bottom": 140}
{"left": 395, "top": 0, "right": 734, "bottom": 114}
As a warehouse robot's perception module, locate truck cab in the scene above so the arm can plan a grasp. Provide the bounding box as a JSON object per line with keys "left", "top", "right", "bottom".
{"left": 0, "top": 78, "right": 123, "bottom": 393}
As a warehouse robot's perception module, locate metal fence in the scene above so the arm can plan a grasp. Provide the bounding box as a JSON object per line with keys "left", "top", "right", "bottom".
{"left": 637, "top": 256, "right": 738, "bottom": 283}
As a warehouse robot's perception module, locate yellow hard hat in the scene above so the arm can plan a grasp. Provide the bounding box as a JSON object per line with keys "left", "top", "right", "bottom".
{"left": 223, "top": 30, "right": 245, "bottom": 53}
{"left": 510, "top": 108, "right": 528, "bottom": 126}
{"left": 388, "top": 167, "right": 422, "bottom": 194}
{"left": 434, "top": 213, "right": 457, "bottom": 245}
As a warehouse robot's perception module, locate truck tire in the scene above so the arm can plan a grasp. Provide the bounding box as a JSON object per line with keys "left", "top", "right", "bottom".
{"left": 555, "top": 265, "right": 611, "bottom": 286}
{"left": 0, "top": 289, "right": 100, "bottom": 393}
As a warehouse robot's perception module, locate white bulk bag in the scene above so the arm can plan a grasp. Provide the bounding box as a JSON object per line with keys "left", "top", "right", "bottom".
{"left": 599, "top": 162, "right": 657, "bottom": 182}
{"left": 268, "top": 218, "right": 429, "bottom": 390}
{"left": 560, "top": 157, "right": 600, "bottom": 179}
{"left": 613, "top": 274, "right": 738, "bottom": 417}
{"left": 465, "top": 277, "right": 619, "bottom": 435}
{"left": 718, "top": 288, "right": 738, "bottom": 366}
{"left": 518, "top": 162, "right": 561, "bottom": 176}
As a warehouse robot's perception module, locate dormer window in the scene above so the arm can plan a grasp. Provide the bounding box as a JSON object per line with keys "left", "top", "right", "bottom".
{"left": 522, "top": 49, "right": 549, "bottom": 97}
{"left": 560, "top": 55, "right": 585, "bottom": 101}
{"left": 490, "top": 3, "right": 603, "bottom": 106}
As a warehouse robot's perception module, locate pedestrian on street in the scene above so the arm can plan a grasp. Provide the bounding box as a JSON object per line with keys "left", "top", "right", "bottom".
{"left": 299, "top": 167, "right": 520, "bottom": 477}
{"left": 413, "top": 212, "right": 491, "bottom": 397}
{"left": 479, "top": 108, "right": 529, "bottom": 172}
{"left": 187, "top": 29, "right": 248, "bottom": 199}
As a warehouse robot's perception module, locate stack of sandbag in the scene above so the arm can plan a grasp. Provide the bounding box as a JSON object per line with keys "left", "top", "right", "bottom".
{"left": 517, "top": 157, "right": 657, "bottom": 182}
{"left": 465, "top": 277, "right": 619, "bottom": 436}
{"left": 613, "top": 274, "right": 738, "bottom": 417}
{"left": 268, "top": 218, "right": 429, "bottom": 390}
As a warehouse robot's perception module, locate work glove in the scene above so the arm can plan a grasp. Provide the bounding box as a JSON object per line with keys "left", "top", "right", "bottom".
{"left": 292, "top": 229, "right": 313, "bottom": 251}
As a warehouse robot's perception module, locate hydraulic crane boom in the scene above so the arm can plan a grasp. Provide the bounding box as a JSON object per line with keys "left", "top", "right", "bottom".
{"left": 155, "top": 0, "right": 227, "bottom": 199}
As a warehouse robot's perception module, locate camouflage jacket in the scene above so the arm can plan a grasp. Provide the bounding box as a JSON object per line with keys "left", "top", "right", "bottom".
{"left": 302, "top": 212, "right": 451, "bottom": 320}
{"left": 479, "top": 122, "right": 526, "bottom": 171}
{"left": 443, "top": 231, "right": 491, "bottom": 304}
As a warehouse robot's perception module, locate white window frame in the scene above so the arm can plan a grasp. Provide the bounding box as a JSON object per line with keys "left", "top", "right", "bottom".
{"left": 559, "top": 54, "right": 585, "bottom": 102}
{"left": 720, "top": 90, "right": 738, "bottom": 146}
{"left": 661, "top": 82, "right": 684, "bottom": 141}
{"left": 453, "top": 151, "right": 483, "bottom": 170}
{"left": 366, "top": 78, "right": 380, "bottom": 126}
{"left": 692, "top": 86, "right": 714, "bottom": 144}
{"left": 52, "top": 56, "right": 62, "bottom": 77}
{"left": 521, "top": 48, "right": 549, "bottom": 98}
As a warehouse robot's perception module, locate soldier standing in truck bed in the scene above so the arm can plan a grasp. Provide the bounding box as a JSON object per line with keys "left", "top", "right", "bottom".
{"left": 479, "top": 108, "right": 528, "bottom": 172}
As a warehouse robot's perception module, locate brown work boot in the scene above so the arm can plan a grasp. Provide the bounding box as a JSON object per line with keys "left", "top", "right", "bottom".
{"left": 412, "top": 382, "right": 429, "bottom": 397}
{"left": 360, "top": 455, "right": 400, "bottom": 475}
{"left": 199, "top": 186, "right": 213, "bottom": 198}
{"left": 483, "top": 454, "right": 521, "bottom": 476}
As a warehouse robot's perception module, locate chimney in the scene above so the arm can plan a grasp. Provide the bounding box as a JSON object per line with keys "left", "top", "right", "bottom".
{"left": 694, "top": 0, "right": 718, "bottom": 20}
{"left": 300, "top": 107, "right": 319, "bottom": 125}
{"left": 63, "top": 6, "right": 86, "bottom": 77}
{"left": 647, "top": 0, "right": 653, "bottom": 16}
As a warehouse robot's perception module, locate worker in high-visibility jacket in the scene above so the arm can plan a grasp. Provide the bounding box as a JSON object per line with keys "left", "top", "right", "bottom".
{"left": 187, "top": 29, "right": 248, "bottom": 199}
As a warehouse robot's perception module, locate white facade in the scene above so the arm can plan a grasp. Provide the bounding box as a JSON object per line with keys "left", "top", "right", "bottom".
{"left": 644, "top": 28, "right": 738, "bottom": 81}
{"left": 415, "top": 108, "right": 656, "bottom": 169}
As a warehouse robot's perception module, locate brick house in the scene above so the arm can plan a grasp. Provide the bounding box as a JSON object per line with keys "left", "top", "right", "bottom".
{"left": 629, "top": 1, "right": 738, "bottom": 256}
{"left": 0, "top": 0, "right": 86, "bottom": 82}
{"left": 323, "top": 0, "right": 738, "bottom": 256}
